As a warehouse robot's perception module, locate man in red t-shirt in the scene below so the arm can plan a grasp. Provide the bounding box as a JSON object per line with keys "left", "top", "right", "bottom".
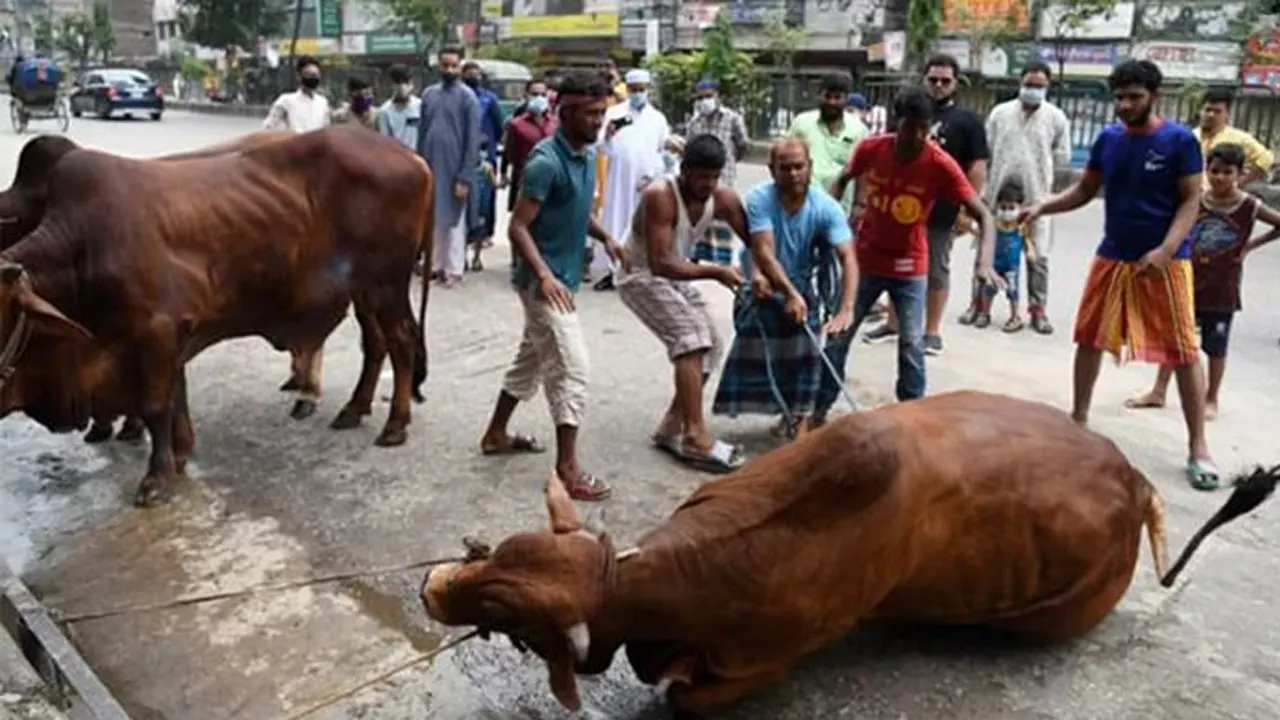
{"left": 825, "top": 87, "right": 999, "bottom": 406}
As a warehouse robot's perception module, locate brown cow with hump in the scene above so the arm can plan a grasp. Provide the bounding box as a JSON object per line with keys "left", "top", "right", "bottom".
{"left": 0, "top": 131, "right": 361, "bottom": 444}
{"left": 0, "top": 125, "right": 433, "bottom": 506}
{"left": 421, "top": 391, "right": 1277, "bottom": 719}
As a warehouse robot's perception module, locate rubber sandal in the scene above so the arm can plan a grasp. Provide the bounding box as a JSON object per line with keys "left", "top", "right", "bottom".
{"left": 1002, "top": 316, "right": 1025, "bottom": 333}
{"left": 1187, "top": 458, "right": 1222, "bottom": 492}
{"left": 1124, "top": 395, "right": 1165, "bottom": 410}
{"left": 957, "top": 306, "right": 979, "bottom": 326}
{"left": 564, "top": 472, "right": 612, "bottom": 502}
{"left": 973, "top": 312, "right": 992, "bottom": 329}
{"left": 481, "top": 433, "right": 547, "bottom": 456}
{"left": 678, "top": 440, "right": 747, "bottom": 475}
{"left": 652, "top": 434, "right": 681, "bottom": 458}
{"left": 769, "top": 416, "right": 797, "bottom": 439}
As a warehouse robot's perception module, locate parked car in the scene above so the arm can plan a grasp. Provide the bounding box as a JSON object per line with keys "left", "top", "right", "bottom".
{"left": 69, "top": 68, "right": 164, "bottom": 120}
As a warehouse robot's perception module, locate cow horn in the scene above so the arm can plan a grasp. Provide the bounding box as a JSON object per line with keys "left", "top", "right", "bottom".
{"left": 0, "top": 263, "right": 23, "bottom": 283}
{"left": 565, "top": 622, "right": 590, "bottom": 663}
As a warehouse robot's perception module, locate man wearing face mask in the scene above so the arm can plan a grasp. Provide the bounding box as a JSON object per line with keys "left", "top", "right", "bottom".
{"left": 462, "top": 61, "right": 507, "bottom": 270}
{"left": 418, "top": 47, "right": 482, "bottom": 288}
{"left": 263, "top": 56, "right": 331, "bottom": 133}
{"left": 595, "top": 68, "right": 670, "bottom": 291}
{"left": 685, "top": 77, "right": 749, "bottom": 267}
{"left": 376, "top": 65, "right": 422, "bottom": 149}
{"left": 958, "top": 60, "right": 1070, "bottom": 336}
{"left": 863, "top": 54, "right": 989, "bottom": 358}
{"left": 501, "top": 78, "right": 558, "bottom": 214}
{"left": 331, "top": 76, "right": 378, "bottom": 129}
{"left": 788, "top": 73, "right": 868, "bottom": 216}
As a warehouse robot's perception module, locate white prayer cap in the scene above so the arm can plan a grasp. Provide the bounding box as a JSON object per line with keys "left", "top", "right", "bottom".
{"left": 625, "top": 69, "right": 652, "bottom": 85}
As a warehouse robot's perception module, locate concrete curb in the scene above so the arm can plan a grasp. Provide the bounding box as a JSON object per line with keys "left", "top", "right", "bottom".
{"left": 0, "top": 621, "right": 65, "bottom": 720}
{"left": 163, "top": 102, "right": 1280, "bottom": 204}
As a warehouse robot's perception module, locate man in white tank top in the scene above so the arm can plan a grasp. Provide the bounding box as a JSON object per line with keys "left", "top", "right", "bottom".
{"left": 617, "top": 134, "right": 750, "bottom": 474}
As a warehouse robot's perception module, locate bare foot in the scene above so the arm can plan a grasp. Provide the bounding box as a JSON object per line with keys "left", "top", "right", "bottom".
{"left": 1205, "top": 401, "right": 1219, "bottom": 421}
{"left": 1124, "top": 392, "right": 1165, "bottom": 410}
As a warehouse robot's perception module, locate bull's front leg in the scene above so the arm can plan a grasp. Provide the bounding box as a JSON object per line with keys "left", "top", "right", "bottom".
{"left": 331, "top": 305, "right": 386, "bottom": 432}
{"left": 134, "top": 344, "right": 182, "bottom": 507}
{"left": 288, "top": 346, "right": 325, "bottom": 420}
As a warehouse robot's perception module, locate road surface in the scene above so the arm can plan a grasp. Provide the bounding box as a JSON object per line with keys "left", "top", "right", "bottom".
{"left": 1, "top": 109, "right": 1278, "bottom": 720}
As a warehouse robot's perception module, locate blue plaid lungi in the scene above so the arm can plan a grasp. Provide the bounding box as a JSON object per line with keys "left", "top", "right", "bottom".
{"left": 467, "top": 164, "right": 496, "bottom": 243}
{"left": 711, "top": 285, "right": 823, "bottom": 418}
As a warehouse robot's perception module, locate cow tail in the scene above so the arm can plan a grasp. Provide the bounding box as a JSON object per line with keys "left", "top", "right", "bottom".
{"left": 1138, "top": 473, "right": 1170, "bottom": 585}
{"left": 412, "top": 167, "right": 435, "bottom": 403}
{"left": 1159, "top": 463, "right": 1280, "bottom": 588}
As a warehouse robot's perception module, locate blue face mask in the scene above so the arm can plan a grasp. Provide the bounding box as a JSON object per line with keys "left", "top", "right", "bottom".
{"left": 527, "top": 95, "right": 549, "bottom": 114}
{"left": 629, "top": 91, "right": 647, "bottom": 109}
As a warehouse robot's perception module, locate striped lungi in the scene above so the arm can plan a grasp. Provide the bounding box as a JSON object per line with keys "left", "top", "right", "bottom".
{"left": 711, "top": 287, "right": 823, "bottom": 418}
{"left": 1073, "top": 256, "right": 1198, "bottom": 366}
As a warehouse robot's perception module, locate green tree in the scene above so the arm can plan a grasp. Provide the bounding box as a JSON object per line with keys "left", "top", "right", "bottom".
{"left": 1038, "top": 0, "right": 1118, "bottom": 98}
{"left": 645, "top": 11, "right": 764, "bottom": 134}
{"left": 56, "top": 13, "right": 94, "bottom": 69}
{"left": 178, "top": 0, "right": 288, "bottom": 51}
{"left": 90, "top": 1, "right": 116, "bottom": 64}
{"left": 762, "top": 11, "right": 807, "bottom": 110}
{"left": 379, "top": 0, "right": 456, "bottom": 55}
{"left": 33, "top": 17, "right": 56, "bottom": 55}
{"left": 473, "top": 41, "right": 536, "bottom": 67}
{"left": 905, "top": 0, "right": 943, "bottom": 70}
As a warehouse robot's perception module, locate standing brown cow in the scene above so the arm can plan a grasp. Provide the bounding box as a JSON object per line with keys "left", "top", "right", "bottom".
{"left": 0, "top": 132, "right": 361, "bottom": 444}
{"left": 421, "top": 391, "right": 1276, "bottom": 718}
{"left": 0, "top": 126, "right": 433, "bottom": 506}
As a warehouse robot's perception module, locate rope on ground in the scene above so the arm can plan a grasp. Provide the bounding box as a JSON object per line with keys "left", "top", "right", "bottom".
{"left": 53, "top": 553, "right": 470, "bottom": 625}
{"left": 283, "top": 628, "right": 483, "bottom": 720}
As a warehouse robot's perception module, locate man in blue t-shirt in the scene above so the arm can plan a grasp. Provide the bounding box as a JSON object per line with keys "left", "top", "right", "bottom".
{"left": 711, "top": 139, "right": 857, "bottom": 437}
{"left": 1024, "top": 59, "right": 1220, "bottom": 490}
{"left": 478, "top": 73, "right": 626, "bottom": 502}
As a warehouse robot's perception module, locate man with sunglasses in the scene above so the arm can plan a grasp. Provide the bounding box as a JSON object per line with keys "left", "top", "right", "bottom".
{"left": 863, "top": 54, "right": 989, "bottom": 357}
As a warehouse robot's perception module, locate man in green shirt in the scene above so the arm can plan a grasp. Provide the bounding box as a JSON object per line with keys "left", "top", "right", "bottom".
{"left": 788, "top": 73, "right": 869, "bottom": 214}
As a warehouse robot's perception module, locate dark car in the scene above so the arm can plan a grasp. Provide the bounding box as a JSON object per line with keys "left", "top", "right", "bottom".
{"left": 69, "top": 68, "right": 164, "bottom": 121}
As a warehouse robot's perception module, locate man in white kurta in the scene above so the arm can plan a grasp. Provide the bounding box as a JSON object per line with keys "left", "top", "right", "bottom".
{"left": 958, "top": 60, "right": 1069, "bottom": 335}
{"left": 594, "top": 68, "right": 670, "bottom": 290}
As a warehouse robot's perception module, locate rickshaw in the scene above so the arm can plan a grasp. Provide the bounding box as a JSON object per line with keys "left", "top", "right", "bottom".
{"left": 9, "top": 57, "right": 70, "bottom": 134}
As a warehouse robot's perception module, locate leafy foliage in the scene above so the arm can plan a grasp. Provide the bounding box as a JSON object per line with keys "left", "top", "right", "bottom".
{"left": 1040, "top": 0, "right": 1118, "bottom": 95}
{"left": 644, "top": 11, "right": 765, "bottom": 128}
{"left": 33, "top": 17, "right": 56, "bottom": 56}
{"left": 40, "top": 4, "right": 115, "bottom": 68}
{"left": 905, "top": 0, "right": 943, "bottom": 69}
{"left": 90, "top": 2, "right": 115, "bottom": 64}
{"left": 178, "top": 0, "right": 288, "bottom": 50}
{"left": 380, "top": 0, "right": 456, "bottom": 52}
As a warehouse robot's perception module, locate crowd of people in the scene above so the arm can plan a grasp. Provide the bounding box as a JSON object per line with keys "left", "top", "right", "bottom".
{"left": 258, "top": 50, "right": 1278, "bottom": 499}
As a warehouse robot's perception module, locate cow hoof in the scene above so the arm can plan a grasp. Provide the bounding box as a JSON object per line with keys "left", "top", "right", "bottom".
{"left": 84, "top": 423, "right": 114, "bottom": 444}
{"left": 134, "top": 478, "right": 173, "bottom": 507}
{"left": 116, "top": 421, "right": 145, "bottom": 444}
{"left": 291, "top": 398, "right": 318, "bottom": 420}
{"left": 330, "top": 408, "right": 363, "bottom": 431}
{"left": 279, "top": 376, "right": 303, "bottom": 392}
{"left": 374, "top": 426, "right": 408, "bottom": 447}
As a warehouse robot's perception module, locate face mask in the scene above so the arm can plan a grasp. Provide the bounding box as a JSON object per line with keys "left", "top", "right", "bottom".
{"left": 464, "top": 76, "right": 480, "bottom": 88}
{"left": 300, "top": 76, "right": 320, "bottom": 90}
{"left": 695, "top": 97, "right": 718, "bottom": 115}
{"left": 996, "top": 208, "right": 1019, "bottom": 223}
{"left": 629, "top": 91, "right": 647, "bottom": 109}
{"left": 352, "top": 95, "right": 372, "bottom": 113}
{"left": 1019, "top": 86, "right": 1046, "bottom": 107}
{"left": 441, "top": 72, "right": 458, "bottom": 85}
{"left": 527, "top": 95, "right": 549, "bottom": 114}
{"left": 395, "top": 83, "right": 413, "bottom": 99}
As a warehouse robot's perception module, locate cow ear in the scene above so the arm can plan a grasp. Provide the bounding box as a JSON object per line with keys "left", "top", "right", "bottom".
{"left": 15, "top": 287, "right": 91, "bottom": 341}
{"left": 544, "top": 471, "right": 583, "bottom": 534}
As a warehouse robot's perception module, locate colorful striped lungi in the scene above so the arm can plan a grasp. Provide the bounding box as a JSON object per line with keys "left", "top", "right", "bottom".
{"left": 1073, "top": 256, "right": 1199, "bottom": 366}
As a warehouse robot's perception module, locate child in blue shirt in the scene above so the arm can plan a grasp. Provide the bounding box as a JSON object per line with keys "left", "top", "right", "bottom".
{"left": 973, "top": 180, "right": 1037, "bottom": 332}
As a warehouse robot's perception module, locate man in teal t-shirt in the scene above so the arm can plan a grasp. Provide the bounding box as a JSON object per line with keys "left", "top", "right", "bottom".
{"left": 478, "top": 73, "right": 626, "bottom": 503}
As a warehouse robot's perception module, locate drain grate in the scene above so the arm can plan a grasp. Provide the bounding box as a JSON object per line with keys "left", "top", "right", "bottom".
{"left": 0, "top": 561, "right": 130, "bottom": 720}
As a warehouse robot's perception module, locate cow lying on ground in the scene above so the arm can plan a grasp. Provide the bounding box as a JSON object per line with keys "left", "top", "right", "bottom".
{"left": 0, "top": 132, "right": 360, "bottom": 445}
{"left": 0, "top": 125, "right": 433, "bottom": 506}
{"left": 421, "top": 391, "right": 1278, "bottom": 718}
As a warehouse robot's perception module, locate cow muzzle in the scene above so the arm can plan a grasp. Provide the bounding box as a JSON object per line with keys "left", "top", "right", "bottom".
{"left": 421, "top": 562, "right": 460, "bottom": 622}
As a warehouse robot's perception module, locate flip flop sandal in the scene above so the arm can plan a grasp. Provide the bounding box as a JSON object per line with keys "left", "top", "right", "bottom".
{"left": 1187, "top": 458, "right": 1222, "bottom": 492}
{"left": 769, "top": 416, "right": 795, "bottom": 439}
{"left": 973, "top": 312, "right": 992, "bottom": 329}
{"left": 957, "top": 306, "right": 979, "bottom": 326}
{"left": 652, "top": 434, "right": 681, "bottom": 458}
{"left": 678, "top": 440, "right": 747, "bottom": 475}
{"left": 1002, "top": 316, "right": 1025, "bottom": 333}
{"left": 564, "top": 472, "right": 612, "bottom": 502}
{"left": 481, "top": 433, "right": 547, "bottom": 456}
{"left": 1030, "top": 315, "right": 1054, "bottom": 335}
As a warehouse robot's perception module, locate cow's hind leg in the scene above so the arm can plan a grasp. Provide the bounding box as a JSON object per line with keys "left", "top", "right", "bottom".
{"left": 332, "top": 304, "right": 387, "bottom": 432}
{"left": 372, "top": 293, "right": 416, "bottom": 447}
{"left": 279, "top": 349, "right": 306, "bottom": 392}
{"left": 172, "top": 370, "right": 195, "bottom": 475}
{"left": 135, "top": 369, "right": 182, "bottom": 507}
{"left": 116, "top": 415, "right": 146, "bottom": 443}
{"left": 289, "top": 346, "right": 325, "bottom": 420}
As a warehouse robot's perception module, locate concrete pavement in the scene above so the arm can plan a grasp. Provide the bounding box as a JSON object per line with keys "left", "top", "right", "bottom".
{"left": 0, "top": 110, "right": 1278, "bottom": 720}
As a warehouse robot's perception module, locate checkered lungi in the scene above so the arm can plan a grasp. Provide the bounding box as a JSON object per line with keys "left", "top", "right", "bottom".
{"left": 712, "top": 286, "right": 823, "bottom": 418}
{"left": 618, "top": 272, "right": 724, "bottom": 373}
